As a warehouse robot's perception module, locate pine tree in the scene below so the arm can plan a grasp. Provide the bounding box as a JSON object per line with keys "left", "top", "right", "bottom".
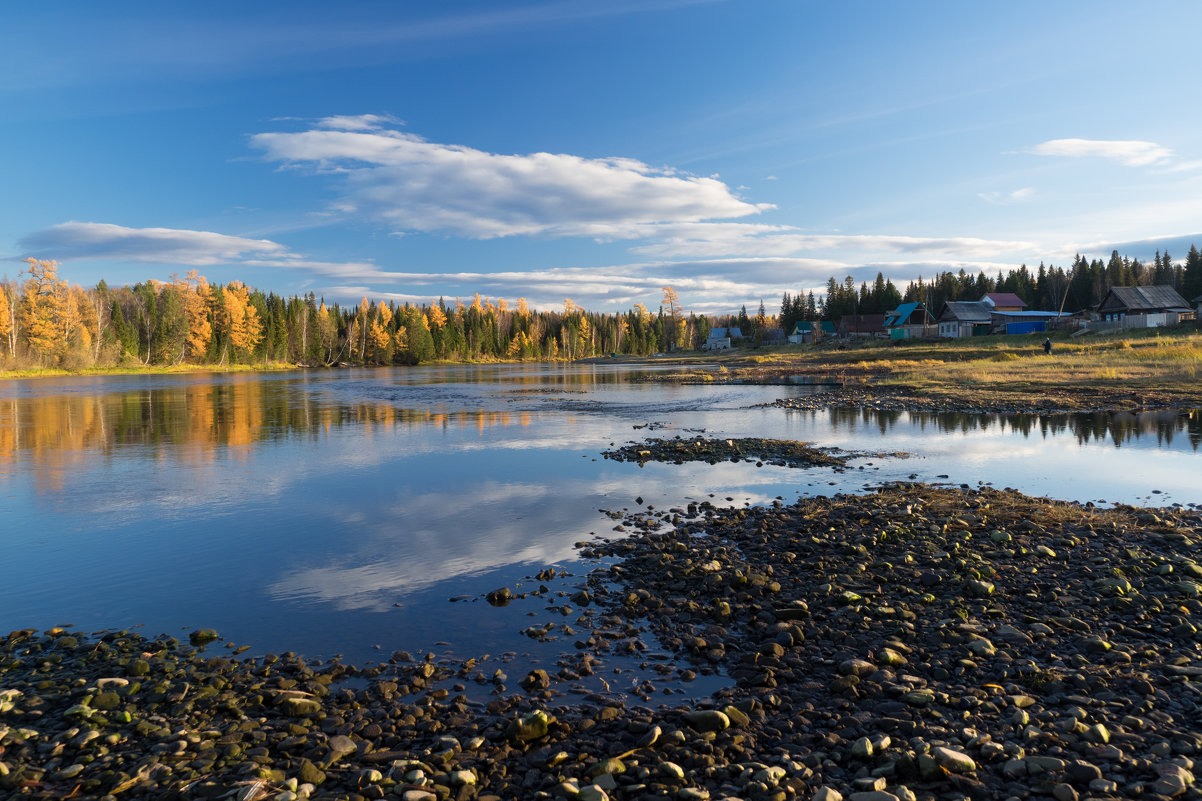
{"left": 1184, "top": 245, "right": 1202, "bottom": 302}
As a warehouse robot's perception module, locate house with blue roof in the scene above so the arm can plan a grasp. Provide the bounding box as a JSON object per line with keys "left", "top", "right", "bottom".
{"left": 703, "top": 327, "right": 742, "bottom": 350}
{"left": 883, "top": 302, "right": 935, "bottom": 339}
{"left": 788, "top": 320, "right": 836, "bottom": 344}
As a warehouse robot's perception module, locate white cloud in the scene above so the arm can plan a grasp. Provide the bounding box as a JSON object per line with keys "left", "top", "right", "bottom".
{"left": 1159, "top": 159, "right": 1202, "bottom": 174}
{"left": 250, "top": 117, "right": 773, "bottom": 239}
{"left": 313, "top": 113, "right": 401, "bottom": 131}
{"left": 303, "top": 255, "right": 1023, "bottom": 315}
{"left": 1028, "top": 138, "right": 1175, "bottom": 167}
{"left": 978, "top": 187, "right": 1035, "bottom": 204}
{"left": 19, "top": 221, "right": 289, "bottom": 265}
{"left": 627, "top": 222, "right": 1035, "bottom": 260}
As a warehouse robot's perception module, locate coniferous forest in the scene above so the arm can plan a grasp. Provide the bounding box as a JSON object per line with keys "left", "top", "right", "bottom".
{"left": 3, "top": 245, "right": 1202, "bottom": 369}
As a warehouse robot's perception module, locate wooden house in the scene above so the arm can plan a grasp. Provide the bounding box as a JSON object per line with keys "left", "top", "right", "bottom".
{"left": 788, "top": 321, "right": 835, "bottom": 344}
{"left": 837, "top": 314, "right": 886, "bottom": 338}
{"left": 981, "top": 292, "right": 1028, "bottom": 313}
{"left": 703, "top": 327, "right": 742, "bottom": 350}
{"left": 1095, "top": 286, "right": 1194, "bottom": 329}
{"left": 883, "top": 302, "right": 935, "bottom": 339}
{"left": 937, "top": 301, "right": 992, "bottom": 338}
{"left": 760, "top": 328, "right": 787, "bottom": 346}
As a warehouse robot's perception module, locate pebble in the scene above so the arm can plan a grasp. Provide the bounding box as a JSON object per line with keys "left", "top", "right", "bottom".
{"left": 3, "top": 481, "right": 1201, "bottom": 801}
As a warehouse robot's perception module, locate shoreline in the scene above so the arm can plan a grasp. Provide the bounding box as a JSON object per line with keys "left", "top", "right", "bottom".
{"left": 5, "top": 328, "right": 1202, "bottom": 415}
{"left": 4, "top": 483, "right": 1201, "bottom": 800}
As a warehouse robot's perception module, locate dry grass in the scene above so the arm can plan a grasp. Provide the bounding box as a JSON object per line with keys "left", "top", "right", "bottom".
{"left": 0, "top": 362, "right": 298, "bottom": 381}
{"left": 888, "top": 333, "right": 1202, "bottom": 391}
{"left": 712, "top": 326, "right": 1202, "bottom": 406}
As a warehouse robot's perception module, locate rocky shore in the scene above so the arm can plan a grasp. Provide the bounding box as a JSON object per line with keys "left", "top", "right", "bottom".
{"left": 765, "top": 385, "right": 1200, "bottom": 416}
{"left": 4, "top": 483, "right": 1202, "bottom": 800}
{"left": 602, "top": 437, "right": 853, "bottom": 470}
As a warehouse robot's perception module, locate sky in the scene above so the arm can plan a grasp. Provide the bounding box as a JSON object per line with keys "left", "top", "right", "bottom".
{"left": 4, "top": 1, "right": 1202, "bottom": 316}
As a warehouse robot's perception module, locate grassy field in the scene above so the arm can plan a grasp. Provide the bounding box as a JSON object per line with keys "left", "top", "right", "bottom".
{"left": 0, "top": 362, "right": 299, "bottom": 381}
{"left": 5, "top": 326, "right": 1200, "bottom": 408}
{"left": 648, "top": 324, "right": 1202, "bottom": 409}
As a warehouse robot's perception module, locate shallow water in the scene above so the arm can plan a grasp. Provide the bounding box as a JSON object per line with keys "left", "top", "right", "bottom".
{"left": 1, "top": 364, "right": 1200, "bottom": 677}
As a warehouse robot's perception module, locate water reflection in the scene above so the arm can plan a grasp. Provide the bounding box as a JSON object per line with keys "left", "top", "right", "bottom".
{"left": 0, "top": 376, "right": 542, "bottom": 493}
{"left": 800, "top": 406, "right": 1202, "bottom": 450}
{"left": 2, "top": 366, "right": 1202, "bottom": 671}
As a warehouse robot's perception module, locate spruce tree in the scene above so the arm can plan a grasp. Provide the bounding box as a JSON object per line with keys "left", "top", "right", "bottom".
{"left": 1184, "top": 245, "right": 1202, "bottom": 301}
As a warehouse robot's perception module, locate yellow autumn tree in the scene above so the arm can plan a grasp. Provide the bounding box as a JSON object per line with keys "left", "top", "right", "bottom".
{"left": 220, "top": 281, "right": 264, "bottom": 361}
{"left": 367, "top": 301, "right": 392, "bottom": 362}
{"left": 578, "top": 314, "right": 592, "bottom": 355}
{"left": 427, "top": 303, "right": 447, "bottom": 329}
{"left": 0, "top": 282, "right": 14, "bottom": 359}
{"left": 352, "top": 297, "right": 371, "bottom": 361}
{"left": 20, "top": 258, "right": 69, "bottom": 361}
{"left": 180, "top": 270, "right": 213, "bottom": 361}
{"left": 68, "top": 285, "right": 98, "bottom": 354}
{"left": 316, "top": 301, "right": 337, "bottom": 363}
{"left": 662, "top": 286, "right": 682, "bottom": 351}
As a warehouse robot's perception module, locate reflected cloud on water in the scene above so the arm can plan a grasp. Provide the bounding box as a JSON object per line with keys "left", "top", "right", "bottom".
{"left": 3, "top": 366, "right": 1202, "bottom": 668}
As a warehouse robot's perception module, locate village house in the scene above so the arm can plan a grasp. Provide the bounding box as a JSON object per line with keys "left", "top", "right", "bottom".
{"left": 981, "top": 292, "right": 1028, "bottom": 312}
{"left": 837, "top": 313, "right": 886, "bottom": 338}
{"left": 759, "top": 328, "right": 787, "bottom": 346}
{"left": 883, "top": 302, "right": 935, "bottom": 339}
{"left": 937, "top": 293, "right": 1075, "bottom": 337}
{"left": 702, "top": 327, "right": 742, "bottom": 350}
{"left": 788, "top": 320, "right": 835, "bottom": 344}
{"left": 990, "top": 309, "right": 1077, "bottom": 335}
{"left": 1092, "top": 286, "right": 1195, "bottom": 330}
{"left": 937, "top": 301, "right": 992, "bottom": 338}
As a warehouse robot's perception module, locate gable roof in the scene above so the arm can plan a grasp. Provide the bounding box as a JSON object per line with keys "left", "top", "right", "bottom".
{"left": 1099, "top": 285, "right": 1191, "bottom": 312}
{"left": 838, "top": 313, "right": 885, "bottom": 332}
{"left": 982, "top": 292, "right": 1028, "bottom": 309}
{"left": 884, "top": 302, "right": 927, "bottom": 327}
{"left": 708, "top": 327, "right": 742, "bottom": 339}
{"left": 939, "top": 301, "right": 992, "bottom": 323}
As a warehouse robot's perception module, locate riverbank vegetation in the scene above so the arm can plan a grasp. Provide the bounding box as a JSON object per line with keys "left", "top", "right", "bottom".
{"left": 685, "top": 327, "right": 1202, "bottom": 411}
{"left": 3, "top": 244, "right": 1201, "bottom": 379}
{"left": 0, "top": 260, "right": 701, "bottom": 375}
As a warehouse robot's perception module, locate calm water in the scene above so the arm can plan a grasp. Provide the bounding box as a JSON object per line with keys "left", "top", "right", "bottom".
{"left": 2, "top": 364, "right": 1201, "bottom": 677}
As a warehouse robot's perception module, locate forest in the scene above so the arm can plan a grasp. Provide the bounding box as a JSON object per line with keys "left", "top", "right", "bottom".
{"left": 779, "top": 246, "right": 1202, "bottom": 336}
{"left": 3, "top": 245, "right": 1201, "bottom": 370}
{"left": 0, "top": 260, "right": 708, "bottom": 369}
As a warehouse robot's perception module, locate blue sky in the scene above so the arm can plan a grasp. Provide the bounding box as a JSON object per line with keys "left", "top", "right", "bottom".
{"left": 4, "top": 1, "right": 1202, "bottom": 314}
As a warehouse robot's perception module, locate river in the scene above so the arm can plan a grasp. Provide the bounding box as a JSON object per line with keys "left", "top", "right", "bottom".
{"left": 2, "top": 364, "right": 1200, "bottom": 678}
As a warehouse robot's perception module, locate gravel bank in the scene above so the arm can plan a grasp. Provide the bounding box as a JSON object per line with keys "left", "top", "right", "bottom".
{"left": 4, "top": 484, "right": 1202, "bottom": 800}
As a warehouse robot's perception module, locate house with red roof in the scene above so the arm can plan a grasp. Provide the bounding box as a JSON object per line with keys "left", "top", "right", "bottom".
{"left": 981, "top": 293, "right": 1028, "bottom": 312}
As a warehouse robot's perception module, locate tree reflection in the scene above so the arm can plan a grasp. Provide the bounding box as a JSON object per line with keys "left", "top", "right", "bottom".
{"left": 793, "top": 405, "right": 1201, "bottom": 450}
{"left": 0, "top": 377, "right": 535, "bottom": 493}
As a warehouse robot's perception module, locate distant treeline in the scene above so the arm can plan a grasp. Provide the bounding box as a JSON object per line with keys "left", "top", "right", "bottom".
{"left": 0, "top": 261, "right": 711, "bottom": 368}
{"left": 780, "top": 245, "right": 1202, "bottom": 335}
{"left": 4, "top": 246, "right": 1201, "bottom": 369}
